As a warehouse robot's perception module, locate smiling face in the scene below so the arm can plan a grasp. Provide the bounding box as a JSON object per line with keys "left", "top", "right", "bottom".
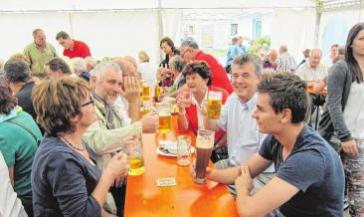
{"left": 161, "top": 42, "right": 173, "bottom": 55}
{"left": 185, "top": 72, "right": 208, "bottom": 95}
{"left": 252, "top": 93, "right": 285, "bottom": 134}
{"left": 231, "top": 62, "right": 260, "bottom": 102}
{"left": 92, "top": 66, "right": 123, "bottom": 106}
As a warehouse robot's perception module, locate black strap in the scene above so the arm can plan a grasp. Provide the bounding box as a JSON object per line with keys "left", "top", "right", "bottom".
{"left": 7, "top": 119, "right": 41, "bottom": 146}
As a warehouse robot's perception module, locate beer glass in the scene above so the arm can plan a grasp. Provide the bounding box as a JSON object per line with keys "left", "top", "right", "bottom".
{"left": 207, "top": 91, "right": 222, "bottom": 119}
{"left": 128, "top": 134, "right": 145, "bottom": 176}
{"left": 140, "top": 101, "right": 152, "bottom": 117}
{"left": 177, "top": 135, "right": 191, "bottom": 166}
{"left": 194, "top": 129, "right": 215, "bottom": 184}
{"left": 157, "top": 103, "right": 172, "bottom": 135}
{"left": 154, "top": 84, "right": 162, "bottom": 102}
{"left": 141, "top": 81, "right": 150, "bottom": 101}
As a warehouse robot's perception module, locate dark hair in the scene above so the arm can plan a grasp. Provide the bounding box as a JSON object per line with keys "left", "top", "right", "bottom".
{"left": 32, "top": 77, "right": 90, "bottom": 136}
{"left": 258, "top": 73, "right": 308, "bottom": 123}
{"left": 160, "top": 37, "right": 175, "bottom": 49}
{"left": 46, "top": 58, "right": 71, "bottom": 75}
{"left": 182, "top": 61, "right": 212, "bottom": 86}
{"left": 0, "top": 84, "right": 17, "bottom": 115}
{"left": 232, "top": 54, "right": 262, "bottom": 77}
{"left": 345, "top": 23, "right": 364, "bottom": 83}
{"left": 56, "top": 31, "right": 70, "bottom": 40}
{"left": 4, "top": 60, "right": 31, "bottom": 83}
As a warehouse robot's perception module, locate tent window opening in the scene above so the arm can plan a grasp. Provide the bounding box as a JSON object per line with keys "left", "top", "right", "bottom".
{"left": 230, "top": 24, "right": 238, "bottom": 36}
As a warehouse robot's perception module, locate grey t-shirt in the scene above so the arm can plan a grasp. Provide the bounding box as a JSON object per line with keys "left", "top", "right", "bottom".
{"left": 259, "top": 126, "right": 344, "bottom": 217}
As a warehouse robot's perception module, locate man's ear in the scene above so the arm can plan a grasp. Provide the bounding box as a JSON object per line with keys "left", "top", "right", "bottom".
{"left": 280, "top": 108, "right": 292, "bottom": 124}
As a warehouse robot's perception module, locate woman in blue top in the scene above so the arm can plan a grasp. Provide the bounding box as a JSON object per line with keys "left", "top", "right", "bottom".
{"left": 31, "top": 77, "right": 129, "bottom": 217}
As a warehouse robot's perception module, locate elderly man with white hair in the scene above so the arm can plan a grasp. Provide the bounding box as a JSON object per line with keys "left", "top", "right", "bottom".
{"left": 84, "top": 61, "right": 158, "bottom": 216}
{"left": 84, "top": 61, "right": 157, "bottom": 169}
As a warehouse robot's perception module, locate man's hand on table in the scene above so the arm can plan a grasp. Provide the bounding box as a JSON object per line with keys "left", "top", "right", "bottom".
{"left": 234, "top": 165, "right": 254, "bottom": 193}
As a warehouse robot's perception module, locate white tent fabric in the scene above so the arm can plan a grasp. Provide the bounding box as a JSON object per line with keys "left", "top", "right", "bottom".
{"left": 270, "top": 9, "right": 316, "bottom": 61}
{"left": 0, "top": 0, "right": 315, "bottom": 10}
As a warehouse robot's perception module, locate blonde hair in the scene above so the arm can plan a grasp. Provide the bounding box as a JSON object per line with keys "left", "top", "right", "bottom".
{"left": 138, "top": 50, "right": 150, "bottom": 63}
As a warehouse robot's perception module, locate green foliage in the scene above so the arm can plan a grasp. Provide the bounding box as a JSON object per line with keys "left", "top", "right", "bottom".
{"left": 248, "top": 36, "right": 271, "bottom": 56}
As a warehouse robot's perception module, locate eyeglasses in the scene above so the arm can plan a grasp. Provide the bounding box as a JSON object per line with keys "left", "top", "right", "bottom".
{"left": 81, "top": 97, "right": 94, "bottom": 107}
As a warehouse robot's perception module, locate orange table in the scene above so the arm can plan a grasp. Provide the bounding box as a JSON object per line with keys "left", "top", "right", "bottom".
{"left": 124, "top": 123, "right": 238, "bottom": 216}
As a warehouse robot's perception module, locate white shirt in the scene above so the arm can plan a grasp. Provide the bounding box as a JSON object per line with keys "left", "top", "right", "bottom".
{"left": 139, "top": 62, "right": 156, "bottom": 87}
{"left": 296, "top": 62, "right": 328, "bottom": 81}
{"left": 276, "top": 53, "right": 297, "bottom": 73}
{"left": 218, "top": 93, "right": 274, "bottom": 172}
{"left": 191, "top": 89, "right": 208, "bottom": 130}
{"left": 344, "top": 82, "right": 364, "bottom": 139}
{"left": 0, "top": 153, "right": 27, "bottom": 217}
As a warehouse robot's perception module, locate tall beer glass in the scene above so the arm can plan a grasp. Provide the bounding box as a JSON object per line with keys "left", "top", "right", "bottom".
{"left": 207, "top": 91, "right": 222, "bottom": 119}
{"left": 128, "top": 134, "right": 145, "bottom": 176}
{"left": 141, "top": 81, "right": 150, "bottom": 101}
{"left": 194, "top": 129, "right": 215, "bottom": 184}
{"left": 157, "top": 103, "right": 172, "bottom": 135}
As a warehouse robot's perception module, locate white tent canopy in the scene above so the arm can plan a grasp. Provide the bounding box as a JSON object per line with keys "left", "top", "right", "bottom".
{"left": 1, "top": 0, "right": 315, "bottom": 11}
{"left": 0, "top": 0, "right": 362, "bottom": 66}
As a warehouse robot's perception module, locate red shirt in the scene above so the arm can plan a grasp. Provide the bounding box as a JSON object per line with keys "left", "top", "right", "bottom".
{"left": 195, "top": 51, "right": 233, "bottom": 94}
{"left": 63, "top": 40, "right": 91, "bottom": 58}
{"left": 183, "top": 86, "right": 229, "bottom": 143}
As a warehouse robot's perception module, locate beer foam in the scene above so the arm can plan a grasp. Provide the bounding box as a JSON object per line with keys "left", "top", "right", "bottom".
{"left": 196, "top": 136, "right": 213, "bottom": 148}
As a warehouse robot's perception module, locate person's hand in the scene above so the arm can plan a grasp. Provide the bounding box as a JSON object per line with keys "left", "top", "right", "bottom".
{"left": 124, "top": 76, "right": 140, "bottom": 103}
{"left": 189, "top": 160, "right": 213, "bottom": 179}
{"left": 234, "top": 165, "right": 253, "bottom": 193}
{"left": 142, "top": 112, "right": 159, "bottom": 133}
{"left": 342, "top": 139, "right": 359, "bottom": 157}
{"left": 177, "top": 89, "right": 191, "bottom": 113}
{"left": 105, "top": 152, "right": 130, "bottom": 180}
{"left": 312, "top": 80, "right": 326, "bottom": 94}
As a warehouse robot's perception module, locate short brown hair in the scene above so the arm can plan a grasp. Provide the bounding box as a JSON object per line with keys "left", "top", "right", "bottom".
{"left": 182, "top": 61, "right": 212, "bottom": 86}
{"left": 56, "top": 31, "right": 70, "bottom": 40}
{"left": 32, "top": 77, "right": 90, "bottom": 136}
{"left": 0, "top": 84, "right": 17, "bottom": 115}
{"left": 46, "top": 57, "right": 71, "bottom": 75}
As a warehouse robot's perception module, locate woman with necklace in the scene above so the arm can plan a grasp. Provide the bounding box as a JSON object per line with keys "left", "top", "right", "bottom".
{"left": 31, "top": 77, "right": 129, "bottom": 217}
{"left": 177, "top": 61, "right": 228, "bottom": 160}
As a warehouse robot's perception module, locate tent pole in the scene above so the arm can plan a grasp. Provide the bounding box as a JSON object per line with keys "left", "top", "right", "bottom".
{"left": 314, "top": 1, "right": 322, "bottom": 48}
{"left": 158, "top": 0, "right": 164, "bottom": 62}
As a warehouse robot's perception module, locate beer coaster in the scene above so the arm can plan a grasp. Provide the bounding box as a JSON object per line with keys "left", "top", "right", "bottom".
{"left": 157, "top": 177, "right": 176, "bottom": 187}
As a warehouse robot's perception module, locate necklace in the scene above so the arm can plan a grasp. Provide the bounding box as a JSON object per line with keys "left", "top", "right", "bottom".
{"left": 60, "top": 137, "right": 86, "bottom": 151}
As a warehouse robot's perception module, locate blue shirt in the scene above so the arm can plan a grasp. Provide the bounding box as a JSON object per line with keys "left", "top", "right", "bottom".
{"left": 259, "top": 126, "right": 344, "bottom": 217}
{"left": 32, "top": 137, "right": 101, "bottom": 217}
{"left": 226, "top": 44, "right": 247, "bottom": 66}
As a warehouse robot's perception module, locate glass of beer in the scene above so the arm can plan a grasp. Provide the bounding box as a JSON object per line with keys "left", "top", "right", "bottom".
{"left": 194, "top": 129, "right": 215, "bottom": 184}
{"left": 177, "top": 135, "right": 191, "bottom": 166}
{"left": 207, "top": 91, "right": 222, "bottom": 119}
{"left": 140, "top": 101, "right": 152, "bottom": 118}
{"left": 157, "top": 103, "right": 172, "bottom": 135}
{"left": 141, "top": 81, "right": 150, "bottom": 101}
{"left": 128, "top": 134, "right": 145, "bottom": 176}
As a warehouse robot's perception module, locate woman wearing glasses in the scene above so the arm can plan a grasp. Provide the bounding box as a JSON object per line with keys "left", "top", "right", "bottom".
{"left": 31, "top": 77, "right": 129, "bottom": 217}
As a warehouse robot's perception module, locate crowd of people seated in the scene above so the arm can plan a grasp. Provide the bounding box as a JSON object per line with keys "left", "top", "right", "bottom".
{"left": 0, "top": 23, "right": 363, "bottom": 217}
